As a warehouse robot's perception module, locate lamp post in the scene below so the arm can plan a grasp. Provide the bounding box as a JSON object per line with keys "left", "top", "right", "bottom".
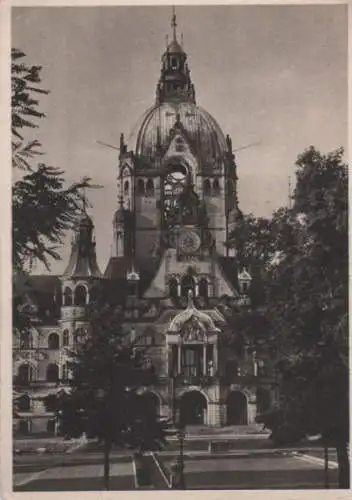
{"left": 171, "top": 348, "right": 186, "bottom": 489}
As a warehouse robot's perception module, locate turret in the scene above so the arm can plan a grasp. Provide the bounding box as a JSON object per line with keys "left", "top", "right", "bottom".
{"left": 156, "top": 8, "right": 195, "bottom": 104}
{"left": 60, "top": 213, "right": 103, "bottom": 345}
{"left": 113, "top": 196, "right": 126, "bottom": 257}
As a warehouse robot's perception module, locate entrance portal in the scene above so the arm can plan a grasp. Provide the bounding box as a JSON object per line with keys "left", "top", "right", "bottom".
{"left": 226, "top": 391, "right": 248, "bottom": 425}
{"left": 179, "top": 391, "right": 207, "bottom": 425}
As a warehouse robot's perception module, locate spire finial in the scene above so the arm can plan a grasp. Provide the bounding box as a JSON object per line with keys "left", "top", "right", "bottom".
{"left": 171, "top": 6, "right": 177, "bottom": 42}
{"left": 165, "top": 34, "right": 169, "bottom": 49}
{"left": 82, "top": 187, "right": 87, "bottom": 213}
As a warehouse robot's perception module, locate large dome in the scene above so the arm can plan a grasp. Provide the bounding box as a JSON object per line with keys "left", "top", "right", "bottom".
{"left": 131, "top": 101, "right": 227, "bottom": 159}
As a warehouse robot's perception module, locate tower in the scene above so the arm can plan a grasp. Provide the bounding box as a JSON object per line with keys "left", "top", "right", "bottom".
{"left": 113, "top": 196, "right": 126, "bottom": 257}
{"left": 60, "top": 213, "right": 104, "bottom": 348}
{"left": 116, "top": 9, "right": 239, "bottom": 282}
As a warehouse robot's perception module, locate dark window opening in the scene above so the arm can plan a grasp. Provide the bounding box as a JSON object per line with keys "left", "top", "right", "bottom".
{"left": 17, "top": 364, "right": 33, "bottom": 385}
{"left": 17, "top": 395, "right": 30, "bottom": 412}
{"left": 182, "top": 346, "right": 202, "bottom": 379}
{"left": 124, "top": 180, "right": 129, "bottom": 194}
{"left": 203, "top": 179, "right": 211, "bottom": 196}
{"left": 213, "top": 179, "right": 220, "bottom": 195}
{"left": 169, "top": 278, "right": 178, "bottom": 299}
{"left": 171, "top": 57, "right": 178, "bottom": 70}
{"left": 46, "top": 364, "right": 59, "bottom": 383}
{"left": 137, "top": 179, "right": 145, "bottom": 195}
{"left": 18, "top": 419, "right": 30, "bottom": 435}
{"left": 181, "top": 275, "right": 195, "bottom": 299}
{"left": 225, "top": 360, "right": 238, "bottom": 382}
{"left": 63, "top": 329, "right": 69, "bottom": 347}
{"left": 47, "top": 419, "right": 56, "bottom": 433}
{"left": 146, "top": 179, "right": 154, "bottom": 197}
{"left": 199, "top": 278, "right": 208, "bottom": 299}
{"left": 74, "top": 285, "right": 87, "bottom": 306}
{"left": 48, "top": 332, "right": 60, "bottom": 350}
{"left": 63, "top": 287, "right": 73, "bottom": 306}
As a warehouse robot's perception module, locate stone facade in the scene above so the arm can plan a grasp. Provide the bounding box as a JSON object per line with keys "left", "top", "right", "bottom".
{"left": 13, "top": 14, "right": 275, "bottom": 435}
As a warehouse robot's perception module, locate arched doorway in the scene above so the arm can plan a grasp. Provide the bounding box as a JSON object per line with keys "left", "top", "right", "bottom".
{"left": 226, "top": 391, "right": 248, "bottom": 425}
{"left": 179, "top": 391, "right": 207, "bottom": 425}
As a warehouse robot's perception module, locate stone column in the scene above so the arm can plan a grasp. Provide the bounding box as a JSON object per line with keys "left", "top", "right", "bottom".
{"left": 213, "top": 341, "right": 218, "bottom": 373}
{"left": 203, "top": 344, "right": 207, "bottom": 375}
{"left": 247, "top": 391, "right": 257, "bottom": 424}
{"left": 178, "top": 345, "right": 181, "bottom": 374}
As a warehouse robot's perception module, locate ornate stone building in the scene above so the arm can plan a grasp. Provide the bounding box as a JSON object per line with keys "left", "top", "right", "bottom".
{"left": 13, "top": 13, "right": 274, "bottom": 435}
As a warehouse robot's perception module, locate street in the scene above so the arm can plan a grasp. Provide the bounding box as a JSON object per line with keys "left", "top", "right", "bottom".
{"left": 14, "top": 442, "right": 339, "bottom": 491}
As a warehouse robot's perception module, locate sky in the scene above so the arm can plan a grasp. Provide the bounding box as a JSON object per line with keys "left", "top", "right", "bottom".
{"left": 11, "top": 4, "right": 347, "bottom": 275}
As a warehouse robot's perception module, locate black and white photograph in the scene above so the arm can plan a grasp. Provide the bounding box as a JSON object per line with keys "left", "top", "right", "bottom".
{"left": 8, "top": 2, "right": 349, "bottom": 493}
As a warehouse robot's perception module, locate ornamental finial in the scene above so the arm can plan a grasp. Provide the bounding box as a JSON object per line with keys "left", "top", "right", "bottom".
{"left": 171, "top": 6, "right": 177, "bottom": 42}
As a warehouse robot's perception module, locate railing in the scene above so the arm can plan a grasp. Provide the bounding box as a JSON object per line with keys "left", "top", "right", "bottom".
{"left": 60, "top": 306, "right": 87, "bottom": 320}
{"left": 220, "top": 373, "right": 275, "bottom": 385}
{"left": 171, "top": 374, "right": 217, "bottom": 386}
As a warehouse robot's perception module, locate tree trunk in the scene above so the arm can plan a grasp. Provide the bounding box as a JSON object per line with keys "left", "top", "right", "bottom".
{"left": 336, "top": 440, "right": 350, "bottom": 489}
{"left": 323, "top": 445, "right": 329, "bottom": 489}
{"left": 103, "top": 437, "right": 112, "bottom": 491}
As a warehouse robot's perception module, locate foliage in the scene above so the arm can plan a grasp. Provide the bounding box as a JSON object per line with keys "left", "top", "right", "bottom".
{"left": 12, "top": 48, "right": 90, "bottom": 273}
{"left": 55, "top": 282, "right": 169, "bottom": 453}
{"left": 256, "top": 146, "right": 349, "bottom": 487}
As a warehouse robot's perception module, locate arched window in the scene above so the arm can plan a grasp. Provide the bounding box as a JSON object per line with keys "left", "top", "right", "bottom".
{"left": 62, "top": 329, "right": 70, "bottom": 347}
{"left": 213, "top": 179, "right": 220, "bottom": 195}
{"left": 74, "top": 285, "right": 87, "bottom": 306}
{"left": 63, "top": 287, "right": 73, "bottom": 306}
{"left": 198, "top": 278, "right": 208, "bottom": 299}
{"left": 171, "top": 56, "right": 178, "bottom": 70}
{"left": 146, "top": 179, "right": 154, "bottom": 197}
{"left": 181, "top": 275, "right": 195, "bottom": 299}
{"left": 46, "top": 364, "right": 59, "bottom": 383}
{"left": 18, "top": 364, "right": 33, "bottom": 385}
{"left": 20, "top": 332, "right": 33, "bottom": 349}
{"left": 169, "top": 278, "right": 178, "bottom": 299}
{"left": 137, "top": 179, "right": 145, "bottom": 195}
{"left": 203, "top": 179, "right": 211, "bottom": 196}
{"left": 17, "top": 394, "right": 30, "bottom": 411}
{"left": 124, "top": 180, "right": 129, "bottom": 195}
{"left": 48, "top": 332, "right": 60, "bottom": 350}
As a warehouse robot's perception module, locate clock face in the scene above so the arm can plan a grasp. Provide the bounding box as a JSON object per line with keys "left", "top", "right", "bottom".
{"left": 179, "top": 231, "right": 200, "bottom": 254}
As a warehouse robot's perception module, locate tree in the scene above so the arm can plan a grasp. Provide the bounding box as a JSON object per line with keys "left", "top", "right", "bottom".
{"left": 12, "top": 48, "right": 90, "bottom": 273}
{"left": 12, "top": 48, "right": 92, "bottom": 341}
{"left": 55, "top": 283, "right": 169, "bottom": 490}
{"left": 257, "top": 146, "right": 349, "bottom": 488}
